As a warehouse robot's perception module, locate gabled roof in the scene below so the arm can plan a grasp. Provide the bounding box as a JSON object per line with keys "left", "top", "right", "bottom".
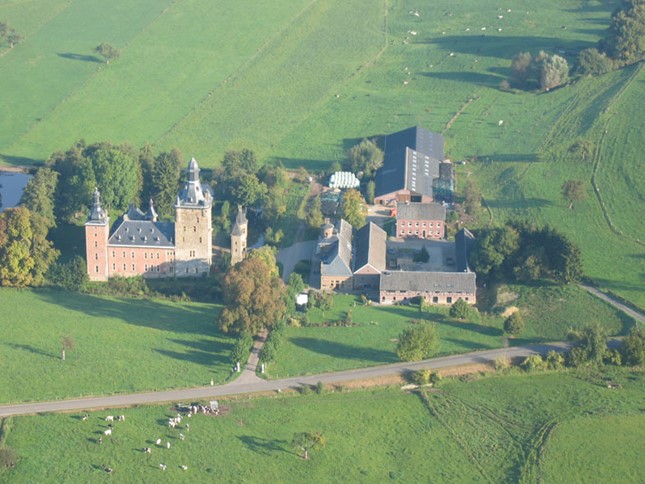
{"left": 455, "top": 228, "right": 475, "bottom": 272}
{"left": 375, "top": 126, "right": 445, "bottom": 199}
{"left": 320, "top": 219, "right": 353, "bottom": 277}
{"left": 384, "top": 126, "right": 444, "bottom": 160}
{"left": 380, "top": 270, "right": 476, "bottom": 293}
{"left": 109, "top": 219, "right": 174, "bottom": 248}
{"left": 354, "top": 222, "right": 387, "bottom": 273}
{"left": 396, "top": 202, "right": 446, "bottom": 221}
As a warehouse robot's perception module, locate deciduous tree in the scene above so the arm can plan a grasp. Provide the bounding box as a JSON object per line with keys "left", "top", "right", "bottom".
{"left": 503, "top": 311, "right": 524, "bottom": 336}
{"left": 291, "top": 432, "right": 325, "bottom": 460}
{"left": 340, "top": 189, "right": 367, "bottom": 229}
{"left": 305, "top": 196, "right": 324, "bottom": 229}
{"left": 561, "top": 179, "right": 586, "bottom": 209}
{"left": 600, "top": 0, "right": 645, "bottom": 63}
{"left": 396, "top": 323, "right": 439, "bottom": 361}
{"left": 94, "top": 43, "right": 120, "bottom": 64}
{"left": 0, "top": 207, "right": 59, "bottom": 287}
{"left": 218, "top": 257, "right": 286, "bottom": 334}
{"left": 449, "top": 298, "right": 470, "bottom": 320}
{"left": 20, "top": 167, "right": 59, "bottom": 230}
{"left": 347, "top": 138, "right": 384, "bottom": 177}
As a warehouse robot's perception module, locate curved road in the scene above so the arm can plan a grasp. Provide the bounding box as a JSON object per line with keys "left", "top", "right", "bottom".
{"left": 0, "top": 342, "right": 571, "bottom": 418}
{"left": 581, "top": 285, "right": 644, "bottom": 325}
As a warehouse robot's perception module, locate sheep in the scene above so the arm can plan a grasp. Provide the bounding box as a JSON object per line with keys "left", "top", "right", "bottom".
{"left": 166, "top": 442, "right": 171, "bottom": 449}
{"left": 105, "top": 416, "right": 114, "bottom": 422}
{"left": 143, "top": 447, "right": 151, "bottom": 454}
{"left": 498, "top": 15, "right": 504, "bottom": 19}
{"left": 181, "top": 465, "right": 188, "bottom": 471}
{"left": 179, "top": 434, "right": 185, "bottom": 441}
{"left": 403, "top": 80, "right": 409, "bottom": 85}
{"left": 185, "top": 424, "right": 190, "bottom": 432}
{"left": 156, "top": 438, "right": 162, "bottom": 446}
{"left": 168, "top": 421, "right": 176, "bottom": 429}
{"left": 104, "top": 429, "right": 112, "bottom": 436}
{"left": 159, "top": 464, "right": 167, "bottom": 471}
{"left": 118, "top": 415, "right": 125, "bottom": 422}
{"left": 81, "top": 414, "right": 89, "bottom": 421}
{"left": 104, "top": 466, "right": 113, "bottom": 474}
{"left": 498, "top": 120, "right": 504, "bottom": 126}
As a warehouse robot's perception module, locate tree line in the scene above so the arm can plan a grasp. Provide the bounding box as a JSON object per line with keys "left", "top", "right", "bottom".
{"left": 504, "top": 0, "right": 644, "bottom": 91}
{"left": 469, "top": 221, "right": 583, "bottom": 285}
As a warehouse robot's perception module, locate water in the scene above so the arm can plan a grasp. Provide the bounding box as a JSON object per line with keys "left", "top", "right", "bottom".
{"left": 0, "top": 172, "right": 32, "bottom": 212}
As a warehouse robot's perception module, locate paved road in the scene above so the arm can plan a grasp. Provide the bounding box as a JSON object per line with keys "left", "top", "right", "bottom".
{"left": 581, "top": 285, "right": 644, "bottom": 325}
{"left": 0, "top": 342, "right": 571, "bottom": 418}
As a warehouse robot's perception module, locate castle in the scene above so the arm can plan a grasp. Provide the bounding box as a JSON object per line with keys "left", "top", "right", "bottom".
{"left": 85, "top": 158, "right": 212, "bottom": 281}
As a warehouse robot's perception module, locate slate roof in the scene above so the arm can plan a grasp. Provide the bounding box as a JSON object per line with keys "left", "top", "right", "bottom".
{"left": 320, "top": 219, "right": 354, "bottom": 277}
{"left": 231, "top": 206, "right": 247, "bottom": 236}
{"left": 176, "top": 158, "right": 211, "bottom": 208}
{"left": 396, "top": 202, "right": 446, "bottom": 221}
{"left": 455, "top": 228, "right": 475, "bottom": 272}
{"left": 354, "top": 222, "right": 387, "bottom": 273}
{"left": 109, "top": 219, "right": 175, "bottom": 248}
{"left": 380, "top": 270, "right": 476, "bottom": 293}
{"left": 375, "top": 126, "right": 445, "bottom": 199}
{"left": 87, "top": 188, "right": 108, "bottom": 224}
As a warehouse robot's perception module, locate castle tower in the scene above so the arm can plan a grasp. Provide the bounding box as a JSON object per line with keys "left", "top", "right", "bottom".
{"left": 230, "top": 205, "right": 248, "bottom": 266}
{"left": 174, "top": 158, "right": 212, "bottom": 276}
{"left": 85, "top": 188, "right": 110, "bottom": 281}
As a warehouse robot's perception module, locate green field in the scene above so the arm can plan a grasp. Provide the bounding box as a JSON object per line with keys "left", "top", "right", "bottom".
{"left": 0, "top": 288, "right": 232, "bottom": 404}
{"left": 268, "top": 288, "right": 632, "bottom": 379}
{"left": 1, "top": 1, "right": 642, "bottom": 305}
{"left": 2, "top": 367, "right": 643, "bottom": 482}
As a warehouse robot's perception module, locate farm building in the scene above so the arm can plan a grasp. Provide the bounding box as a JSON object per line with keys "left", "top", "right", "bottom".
{"left": 395, "top": 201, "right": 446, "bottom": 239}
{"left": 318, "top": 220, "right": 387, "bottom": 292}
{"left": 85, "top": 158, "right": 213, "bottom": 281}
{"left": 379, "top": 270, "right": 476, "bottom": 305}
{"left": 374, "top": 126, "right": 454, "bottom": 205}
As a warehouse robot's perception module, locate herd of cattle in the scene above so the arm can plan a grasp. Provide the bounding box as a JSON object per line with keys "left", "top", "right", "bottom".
{"left": 86, "top": 402, "right": 220, "bottom": 474}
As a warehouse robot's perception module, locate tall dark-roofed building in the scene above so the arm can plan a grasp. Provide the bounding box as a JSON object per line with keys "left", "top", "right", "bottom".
{"left": 374, "top": 126, "right": 453, "bottom": 205}
{"left": 85, "top": 158, "right": 212, "bottom": 281}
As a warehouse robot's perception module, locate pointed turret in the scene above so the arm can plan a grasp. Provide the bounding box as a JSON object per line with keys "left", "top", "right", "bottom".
{"left": 88, "top": 188, "right": 107, "bottom": 224}
{"left": 146, "top": 199, "right": 158, "bottom": 222}
{"left": 230, "top": 205, "right": 248, "bottom": 266}
{"left": 176, "top": 157, "right": 209, "bottom": 207}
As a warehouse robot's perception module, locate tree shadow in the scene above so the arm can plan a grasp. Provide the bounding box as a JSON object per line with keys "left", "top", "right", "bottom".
{"left": 6, "top": 343, "right": 58, "bottom": 359}
{"left": 419, "top": 35, "right": 596, "bottom": 59}
{"left": 441, "top": 337, "right": 493, "bottom": 352}
{"left": 0, "top": 153, "right": 42, "bottom": 166}
{"left": 486, "top": 198, "right": 552, "bottom": 209}
{"left": 57, "top": 52, "right": 102, "bottom": 63}
{"left": 422, "top": 71, "right": 502, "bottom": 87}
{"left": 154, "top": 338, "right": 232, "bottom": 367}
{"left": 270, "top": 157, "right": 333, "bottom": 172}
{"left": 436, "top": 319, "right": 504, "bottom": 338}
{"left": 289, "top": 337, "right": 397, "bottom": 364}
{"left": 238, "top": 435, "right": 292, "bottom": 456}
{"left": 33, "top": 289, "right": 216, "bottom": 337}
{"left": 478, "top": 153, "right": 539, "bottom": 163}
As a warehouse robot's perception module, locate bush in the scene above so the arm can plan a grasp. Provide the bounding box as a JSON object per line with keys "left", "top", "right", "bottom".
{"left": 315, "top": 381, "right": 325, "bottom": 394}
{"left": 410, "top": 369, "right": 432, "bottom": 385}
{"left": 604, "top": 348, "right": 623, "bottom": 366}
{"left": 494, "top": 356, "right": 512, "bottom": 372}
{"left": 622, "top": 327, "right": 645, "bottom": 366}
{"left": 503, "top": 312, "right": 525, "bottom": 336}
{"left": 449, "top": 298, "right": 470, "bottom": 320}
{"left": 430, "top": 371, "right": 443, "bottom": 386}
{"left": 522, "top": 354, "right": 546, "bottom": 372}
{"left": 577, "top": 48, "right": 614, "bottom": 76}
{"left": 47, "top": 256, "right": 88, "bottom": 291}
{"left": 545, "top": 350, "right": 565, "bottom": 370}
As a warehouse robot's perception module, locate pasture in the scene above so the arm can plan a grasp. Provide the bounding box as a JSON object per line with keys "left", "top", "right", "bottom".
{"left": 1, "top": 367, "right": 643, "bottom": 482}
{"left": 0, "top": 288, "right": 232, "bottom": 404}
{"left": 0, "top": 0, "right": 641, "bottom": 304}
{"left": 269, "top": 287, "right": 632, "bottom": 379}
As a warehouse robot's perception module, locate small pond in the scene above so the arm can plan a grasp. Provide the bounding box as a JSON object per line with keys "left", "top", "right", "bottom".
{"left": 0, "top": 172, "right": 32, "bottom": 212}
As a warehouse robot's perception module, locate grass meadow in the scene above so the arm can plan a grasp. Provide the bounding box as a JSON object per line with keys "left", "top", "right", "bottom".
{"left": 0, "top": 288, "right": 232, "bottom": 404}
{"left": 1, "top": 367, "right": 642, "bottom": 482}
{"left": 268, "top": 287, "right": 633, "bottom": 379}
{"left": 1, "top": 0, "right": 640, "bottom": 309}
